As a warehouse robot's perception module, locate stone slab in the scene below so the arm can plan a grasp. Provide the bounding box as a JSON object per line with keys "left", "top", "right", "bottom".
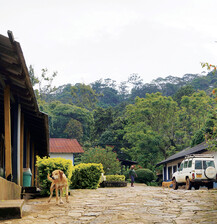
{"left": 0, "top": 199, "right": 24, "bottom": 219}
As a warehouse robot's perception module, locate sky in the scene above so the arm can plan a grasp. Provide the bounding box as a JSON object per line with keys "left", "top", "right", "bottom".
{"left": 1, "top": 0, "right": 217, "bottom": 87}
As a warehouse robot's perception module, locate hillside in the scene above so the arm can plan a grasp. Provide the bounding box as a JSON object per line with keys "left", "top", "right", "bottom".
{"left": 46, "top": 71, "right": 217, "bottom": 108}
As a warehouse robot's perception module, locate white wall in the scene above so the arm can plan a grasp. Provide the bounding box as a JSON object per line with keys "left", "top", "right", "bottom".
{"left": 49, "top": 153, "right": 74, "bottom": 165}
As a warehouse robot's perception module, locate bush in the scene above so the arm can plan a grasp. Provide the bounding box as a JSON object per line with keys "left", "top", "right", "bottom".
{"left": 70, "top": 163, "right": 103, "bottom": 189}
{"left": 106, "top": 175, "right": 125, "bottom": 182}
{"left": 135, "top": 169, "right": 155, "bottom": 184}
{"left": 100, "top": 175, "right": 127, "bottom": 188}
{"left": 123, "top": 170, "right": 130, "bottom": 180}
{"left": 36, "top": 156, "right": 73, "bottom": 196}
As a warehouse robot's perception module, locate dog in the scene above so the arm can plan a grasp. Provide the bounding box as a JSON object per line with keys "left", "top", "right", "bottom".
{"left": 162, "top": 181, "right": 173, "bottom": 188}
{"left": 47, "top": 170, "right": 69, "bottom": 204}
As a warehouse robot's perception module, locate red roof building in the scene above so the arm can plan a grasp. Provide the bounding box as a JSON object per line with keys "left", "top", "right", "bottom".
{"left": 49, "top": 138, "right": 84, "bottom": 165}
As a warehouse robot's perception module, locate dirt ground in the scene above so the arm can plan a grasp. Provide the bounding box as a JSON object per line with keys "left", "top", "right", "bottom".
{"left": 1, "top": 184, "right": 217, "bottom": 224}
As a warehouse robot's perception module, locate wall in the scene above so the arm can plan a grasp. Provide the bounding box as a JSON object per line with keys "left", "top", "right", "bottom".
{"left": 49, "top": 153, "right": 74, "bottom": 165}
{"left": 0, "top": 177, "right": 22, "bottom": 200}
{"left": 164, "top": 158, "right": 183, "bottom": 180}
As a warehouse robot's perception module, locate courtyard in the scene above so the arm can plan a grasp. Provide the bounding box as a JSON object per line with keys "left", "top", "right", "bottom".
{"left": 1, "top": 184, "right": 217, "bottom": 224}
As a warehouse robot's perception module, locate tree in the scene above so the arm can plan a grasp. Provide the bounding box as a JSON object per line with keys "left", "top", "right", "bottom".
{"left": 124, "top": 93, "right": 179, "bottom": 167}
{"left": 178, "top": 91, "right": 213, "bottom": 146}
{"left": 29, "top": 65, "right": 39, "bottom": 86}
{"left": 128, "top": 73, "right": 143, "bottom": 89}
{"left": 50, "top": 103, "right": 94, "bottom": 142}
{"left": 173, "top": 85, "right": 195, "bottom": 105}
{"left": 81, "top": 146, "right": 121, "bottom": 175}
{"left": 92, "top": 107, "right": 114, "bottom": 141}
{"left": 71, "top": 83, "right": 99, "bottom": 110}
{"left": 28, "top": 65, "right": 57, "bottom": 101}
{"left": 64, "top": 118, "right": 83, "bottom": 142}
{"left": 119, "top": 81, "right": 129, "bottom": 98}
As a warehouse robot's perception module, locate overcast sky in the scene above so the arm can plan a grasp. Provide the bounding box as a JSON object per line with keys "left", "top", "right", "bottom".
{"left": 1, "top": 0, "right": 217, "bottom": 87}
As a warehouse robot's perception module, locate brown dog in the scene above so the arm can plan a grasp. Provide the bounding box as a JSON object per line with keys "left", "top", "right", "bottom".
{"left": 47, "top": 170, "right": 69, "bottom": 204}
{"left": 162, "top": 181, "right": 173, "bottom": 188}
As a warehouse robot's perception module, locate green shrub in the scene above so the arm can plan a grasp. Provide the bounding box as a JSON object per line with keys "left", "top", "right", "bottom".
{"left": 135, "top": 169, "right": 155, "bottom": 184}
{"left": 100, "top": 175, "right": 126, "bottom": 188}
{"left": 36, "top": 156, "right": 73, "bottom": 196}
{"left": 106, "top": 175, "right": 125, "bottom": 182}
{"left": 70, "top": 163, "right": 103, "bottom": 189}
{"left": 123, "top": 170, "right": 130, "bottom": 180}
{"left": 80, "top": 146, "right": 121, "bottom": 175}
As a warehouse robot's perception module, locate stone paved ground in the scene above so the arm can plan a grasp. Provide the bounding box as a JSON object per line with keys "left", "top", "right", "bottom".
{"left": 1, "top": 184, "right": 217, "bottom": 224}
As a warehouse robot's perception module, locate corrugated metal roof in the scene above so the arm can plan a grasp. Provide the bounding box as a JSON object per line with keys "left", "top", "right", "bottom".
{"left": 156, "top": 142, "right": 209, "bottom": 166}
{"left": 49, "top": 138, "right": 84, "bottom": 154}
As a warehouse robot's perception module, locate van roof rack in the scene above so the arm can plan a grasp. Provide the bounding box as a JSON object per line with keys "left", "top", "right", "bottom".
{"left": 185, "top": 154, "right": 214, "bottom": 159}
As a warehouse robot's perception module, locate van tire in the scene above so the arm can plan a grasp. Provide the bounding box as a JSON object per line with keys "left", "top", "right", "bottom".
{"left": 172, "top": 178, "right": 178, "bottom": 190}
{"left": 185, "top": 177, "right": 191, "bottom": 190}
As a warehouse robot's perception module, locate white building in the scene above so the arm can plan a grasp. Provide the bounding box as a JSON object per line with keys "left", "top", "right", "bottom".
{"left": 49, "top": 138, "right": 84, "bottom": 165}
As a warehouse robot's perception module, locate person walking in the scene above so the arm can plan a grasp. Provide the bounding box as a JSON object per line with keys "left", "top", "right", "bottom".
{"left": 129, "top": 165, "right": 137, "bottom": 187}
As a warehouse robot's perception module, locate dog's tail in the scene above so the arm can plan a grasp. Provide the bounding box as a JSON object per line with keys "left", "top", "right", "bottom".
{"left": 47, "top": 173, "right": 53, "bottom": 182}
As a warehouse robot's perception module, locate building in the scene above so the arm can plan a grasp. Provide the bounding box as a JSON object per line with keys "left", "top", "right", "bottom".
{"left": 156, "top": 142, "right": 217, "bottom": 181}
{"left": 49, "top": 138, "right": 84, "bottom": 165}
{"left": 0, "top": 31, "right": 49, "bottom": 200}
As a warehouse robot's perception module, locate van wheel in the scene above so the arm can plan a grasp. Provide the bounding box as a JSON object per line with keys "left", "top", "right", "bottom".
{"left": 194, "top": 184, "right": 199, "bottom": 190}
{"left": 185, "top": 177, "right": 191, "bottom": 190}
{"left": 207, "top": 182, "right": 213, "bottom": 189}
{"left": 172, "top": 178, "right": 178, "bottom": 190}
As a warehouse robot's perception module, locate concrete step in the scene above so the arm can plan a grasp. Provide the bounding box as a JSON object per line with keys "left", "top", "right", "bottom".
{"left": 0, "top": 199, "right": 24, "bottom": 219}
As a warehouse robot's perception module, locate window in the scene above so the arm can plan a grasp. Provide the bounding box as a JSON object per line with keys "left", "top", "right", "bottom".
{"left": 184, "top": 161, "right": 188, "bottom": 168}
{"left": 168, "top": 166, "right": 172, "bottom": 180}
{"left": 195, "top": 160, "right": 202, "bottom": 169}
{"left": 188, "top": 160, "right": 192, "bottom": 168}
{"left": 179, "top": 163, "right": 183, "bottom": 171}
{"left": 173, "top": 165, "right": 177, "bottom": 173}
{"left": 203, "top": 160, "right": 215, "bottom": 169}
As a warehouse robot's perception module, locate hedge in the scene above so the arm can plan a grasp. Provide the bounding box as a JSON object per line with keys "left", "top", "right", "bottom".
{"left": 106, "top": 175, "right": 125, "bottom": 182}
{"left": 70, "top": 163, "right": 104, "bottom": 189}
{"left": 36, "top": 156, "right": 73, "bottom": 196}
{"left": 100, "top": 175, "right": 127, "bottom": 187}
{"left": 135, "top": 168, "right": 155, "bottom": 184}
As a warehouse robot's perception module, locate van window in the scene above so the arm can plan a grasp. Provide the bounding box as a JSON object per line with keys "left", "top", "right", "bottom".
{"left": 179, "top": 162, "right": 183, "bottom": 171}
{"left": 203, "top": 160, "right": 215, "bottom": 169}
{"left": 195, "top": 160, "right": 202, "bottom": 169}
{"left": 184, "top": 161, "right": 188, "bottom": 168}
{"left": 188, "top": 160, "right": 192, "bottom": 168}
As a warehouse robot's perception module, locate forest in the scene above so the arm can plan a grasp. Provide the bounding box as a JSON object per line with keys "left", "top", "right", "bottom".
{"left": 30, "top": 65, "right": 217, "bottom": 172}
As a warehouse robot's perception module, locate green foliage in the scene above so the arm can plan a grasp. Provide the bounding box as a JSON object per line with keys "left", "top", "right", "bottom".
{"left": 81, "top": 146, "right": 121, "bottom": 175}
{"left": 173, "top": 85, "right": 195, "bottom": 105}
{"left": 124, "top": 93, "right": 179, "bottom": 167}
{"left": 36, "top": 156, "right": 73, "bottom": 196}
{"left": 98, "top": 130, "right": 115, "bottom": 146}
{"left": 92, "top": 107, "right": 114, "bottom": 140}
{"left": 71, "top": 83, "right": 99, "bottom": 110}
{"left": 134, "top": 169, "right": 155, "bottom": 184}
{"left": 28, "top": 65, "right": 57, "bottom": 101}
{"left": 64, "top": 118, "right": 83, "bottom": 141}
{"left": 70, "top": 163, "right": 103, "bottom": 189}
{"left": 34, "top": 70, "right": 217, "bottom": 175}
{"left": 50, "top": 103, "right": 94, "bottom": 142}
{"left": 106, "top": 175, "right": 125, "bottom": 182}
{"left": 191, "top": 129, "right": 205, "bottom": 147}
